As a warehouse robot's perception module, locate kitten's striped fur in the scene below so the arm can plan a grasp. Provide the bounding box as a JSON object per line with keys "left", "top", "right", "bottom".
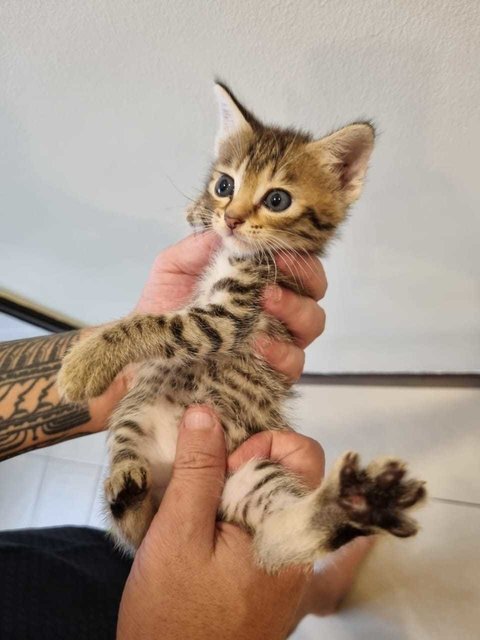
{"left": 58, "top": 84, "right": 425, "bottom": 571}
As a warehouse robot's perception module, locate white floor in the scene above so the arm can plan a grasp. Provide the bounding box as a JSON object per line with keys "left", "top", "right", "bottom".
{"left": 1, "top": 314, "right": 479, "bottom": 638}
{"left": 290, "top": 384, "right": 480, "bottom": 640}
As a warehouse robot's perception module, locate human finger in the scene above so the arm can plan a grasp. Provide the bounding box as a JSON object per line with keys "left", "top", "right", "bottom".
{"left": 154, "top": 231, "right": 220, "bottom": 277}
{"left": 155, "top": 405, "right": 226, "bottom": 551}
{"left": 275, "top": 253, "right": 327, "bottom": 301}
{"left": 262, "top": 286, "right": 326, "bottom": 348}
{"left": 228, "top": 431, "right": 325, "bottom": 490}
{"left": 254, "top": 336, "right": 305, "bottom": 383}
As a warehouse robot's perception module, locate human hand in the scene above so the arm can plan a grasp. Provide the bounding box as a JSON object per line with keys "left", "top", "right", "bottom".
{"left": 116, "top": 405, "right": 326, "bottom": 640}
{"left": 135, "top": 232, "right": 221, "bottom": 315}
{"left": 135, "top": 233, "right": 327, "bottom": 382}
{"left": 257, "top": 251, "right": 327, "bottom": 382}
{"left": 228, "top": 428, "right": 325, "bottom": 489}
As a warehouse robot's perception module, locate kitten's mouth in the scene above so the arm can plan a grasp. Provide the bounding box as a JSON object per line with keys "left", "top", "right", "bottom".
{"left": 215, "top": 223, "right": 242, "bottom": 241}
{"left": 215, "top": 226, "right": 256, "bottom": 255}
{"left": 210, "top": 219, "right": 260, "bottom": 256}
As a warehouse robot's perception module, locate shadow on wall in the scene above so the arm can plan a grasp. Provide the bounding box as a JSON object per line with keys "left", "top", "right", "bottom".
{"left": 297, "top": 37, "right": 479, "bottom": 330}
{"left": 0, "top": 108, "right": 194, "bottom": 325}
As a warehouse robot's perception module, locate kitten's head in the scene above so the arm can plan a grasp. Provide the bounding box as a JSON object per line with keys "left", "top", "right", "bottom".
{"left": 187, "top": 82, "right": 374, "bottom": 257}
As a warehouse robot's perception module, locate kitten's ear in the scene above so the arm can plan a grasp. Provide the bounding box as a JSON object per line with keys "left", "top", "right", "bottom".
{"left": 214, "top": 82, "right": 253, "bottom": 154}
{"left": 308, "top": 123, "right": 375, "bottom": 204}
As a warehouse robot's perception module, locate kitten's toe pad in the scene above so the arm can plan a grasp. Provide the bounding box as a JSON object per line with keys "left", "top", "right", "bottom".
{"left": 105, "top": 463, "right": 150, "bottom": 519}
{"left": 336, "top": 452, "right": 426, "bottom": 538}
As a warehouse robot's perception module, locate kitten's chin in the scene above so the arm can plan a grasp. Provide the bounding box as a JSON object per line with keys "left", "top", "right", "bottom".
{"left": 211, "top": 223, "right": 259, "bottom": 257}
{"left": 221, "top": 234, "right": 258, "bottom": 258}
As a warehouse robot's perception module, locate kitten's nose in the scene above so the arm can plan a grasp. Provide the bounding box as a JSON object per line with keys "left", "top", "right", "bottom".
{"left": 224, "top": 214, "right": 244, "bottom": 230}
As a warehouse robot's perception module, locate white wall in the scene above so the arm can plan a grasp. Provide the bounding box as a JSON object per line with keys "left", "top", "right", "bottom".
{"left": 1, "top": 0, "right": 479, "bottom": 372}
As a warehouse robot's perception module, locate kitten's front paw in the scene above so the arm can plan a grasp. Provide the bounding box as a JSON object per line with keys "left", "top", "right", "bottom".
{"left": 57, "top": 331, "right": 119, "bottom": 402}
{"left": 329, "top": 452, "right": 426, "bottom": 547}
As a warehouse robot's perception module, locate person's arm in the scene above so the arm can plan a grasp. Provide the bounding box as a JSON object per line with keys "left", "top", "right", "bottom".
{"left": 0, "top": 330, "right": 125, "bottom": 461}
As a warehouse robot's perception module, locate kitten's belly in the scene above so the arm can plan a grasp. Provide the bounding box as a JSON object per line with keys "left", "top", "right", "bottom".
{"left": 133, "top": 354, "right": 289, "bottom": 503}
{"left": 140, "top": 398, "right": 184, "bottom": 502}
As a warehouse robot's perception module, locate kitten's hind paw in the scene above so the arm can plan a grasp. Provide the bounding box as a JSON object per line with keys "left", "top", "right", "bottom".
{"left": 105, "top": 461, "right": 155, "bottom": 551}
{"left": 105, "top": 462, "right": 150, "bottom": 519}
{"left": 324, "top": 452, "right": 426, "bottom": 549}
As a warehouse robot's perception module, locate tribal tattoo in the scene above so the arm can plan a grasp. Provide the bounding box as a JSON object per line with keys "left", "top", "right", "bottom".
{"left": 0, "top": 331, "right": 91, "bottom": 461}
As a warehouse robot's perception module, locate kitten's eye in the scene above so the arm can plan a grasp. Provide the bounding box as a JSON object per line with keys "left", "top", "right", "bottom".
{"left": 214, "top": 174, "right": 235, "bottom": 198}
{"left": 263, "top": 189, "right": 292, "bottom": 212}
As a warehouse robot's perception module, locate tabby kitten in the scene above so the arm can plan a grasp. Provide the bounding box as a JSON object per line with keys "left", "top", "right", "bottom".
{"left": 58, "top": 83, "right": 425, "bottom": 571}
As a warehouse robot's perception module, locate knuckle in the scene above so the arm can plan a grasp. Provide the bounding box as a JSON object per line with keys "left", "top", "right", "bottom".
{"left": 152, "top": 252, "right": 168, "bottom": 273}
{"left": 277, "top": 287, "right": 301, "bottom": 316}
{"left": 285, "top": 347, "right": 305, "bottom": 382}
{"left": 292, "top": 289, "right": 308, "bottom": 315}
{"left": 294, "top": 352, "right": 306, "bottom": 381}
{"left": 301, "top": 438, "right": 325, "bottom": 485}
{"left": 306, "top": 438, "right": 325, "bottom": 469}
{"left": 322, "top": 274, "right": 328, "bottom": 297}
{"left": 298, "top": 298, "right": 316, "bottom": 325}
{"left": 315, "top": 305, "right": 326, "bottom": 335}
{"left": 317, "top": 274, "right": 328, "bottom": 300}
{"left": 271, "top": 339, "right": 291, "bottom": 362}
{"left": 313, "top": 259, "right": 328, "bottom": 300}
{"left": 175, "top": 448, "right": 223, "bottom": 473}
{"left": 292, "top": 299, "right": 322, "bottom": 346}
{"left": 259, "top": 340, "right": 286, "bottom": 373}
{"left": 287, "top": 297, "right": 310, "bottom": 331}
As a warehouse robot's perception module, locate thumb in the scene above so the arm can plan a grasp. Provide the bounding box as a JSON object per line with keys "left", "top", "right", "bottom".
{"left": 156, "top": 405, "right": 226, "bottom": 550}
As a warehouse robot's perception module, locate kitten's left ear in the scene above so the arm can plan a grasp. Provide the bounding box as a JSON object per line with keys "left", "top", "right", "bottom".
{"left": 214, "top": 82, "right": 253, "bottom": 154}
{"left": 307, "top": 123, "right": 375, "bottom": 204}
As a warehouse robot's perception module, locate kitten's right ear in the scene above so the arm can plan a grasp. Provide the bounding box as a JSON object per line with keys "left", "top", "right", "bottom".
{"left": 308, "top": 122, "right": 375, "bottom": 205}
{"left": 214, "top": 82, "right": 253, "bottom": 154}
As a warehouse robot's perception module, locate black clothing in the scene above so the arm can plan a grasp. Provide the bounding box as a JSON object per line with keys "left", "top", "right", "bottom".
{"left": 0, "top": 526, "right": 132, "bottom": 640}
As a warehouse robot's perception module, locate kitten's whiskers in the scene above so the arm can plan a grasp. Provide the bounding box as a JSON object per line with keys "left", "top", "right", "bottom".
{"left": 265, "top": 233, "right": 318, "bottom": 281}
{"left": 260, "top": 236, "right": 303, "bottom": 292}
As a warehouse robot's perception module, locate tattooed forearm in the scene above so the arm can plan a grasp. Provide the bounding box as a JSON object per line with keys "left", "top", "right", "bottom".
{"left": 0, "top": 331, "right": 92, "bottom": 461}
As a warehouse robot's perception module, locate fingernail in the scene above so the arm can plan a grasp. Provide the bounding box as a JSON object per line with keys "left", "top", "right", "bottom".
{"left": 264, "top": 285, "right": 282, "bottom": 303}
{"left": 184, "top": 407, "right": 215, "bottom": 430}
